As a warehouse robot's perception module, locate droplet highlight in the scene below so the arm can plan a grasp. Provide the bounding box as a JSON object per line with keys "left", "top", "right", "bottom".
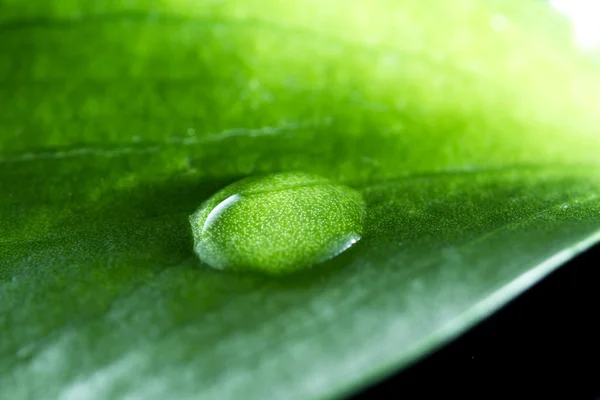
{"left": 189, "top": 172, "right": 365, "bottom": 275}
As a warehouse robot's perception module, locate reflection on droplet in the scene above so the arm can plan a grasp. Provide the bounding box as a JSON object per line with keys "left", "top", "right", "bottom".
{"left": 189, "top": 172, "right": 366, "bottom": 275}
{"left": 201, "top": 194, "right": 242, "bottom": 233}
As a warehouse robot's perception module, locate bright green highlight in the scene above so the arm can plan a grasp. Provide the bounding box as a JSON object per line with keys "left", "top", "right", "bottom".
{"left": 190, "top": 172, "right": 365, "bottom": 274}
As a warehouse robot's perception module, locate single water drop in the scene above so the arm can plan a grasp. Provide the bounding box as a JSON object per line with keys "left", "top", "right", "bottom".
{"left": 189, "top": 172, "right": 365, "bottom": 275}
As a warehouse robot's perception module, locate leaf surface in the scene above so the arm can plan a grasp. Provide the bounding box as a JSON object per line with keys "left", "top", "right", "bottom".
{"left": 1, "top": 1, "right": 600, "bottom": 399}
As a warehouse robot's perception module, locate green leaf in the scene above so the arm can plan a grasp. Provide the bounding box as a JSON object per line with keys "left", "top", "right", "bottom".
{"left": 1, "top": 1, "right": 600, "bottom": 399}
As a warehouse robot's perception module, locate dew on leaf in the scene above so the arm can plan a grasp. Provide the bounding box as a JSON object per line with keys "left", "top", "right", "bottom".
{"left": 189, "top": 172, "right": 365, "bottom": 275}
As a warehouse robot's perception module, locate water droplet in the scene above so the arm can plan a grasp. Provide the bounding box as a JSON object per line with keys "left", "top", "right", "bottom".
{"left": 189, "top": 172, "right": 365, "bottom": 275}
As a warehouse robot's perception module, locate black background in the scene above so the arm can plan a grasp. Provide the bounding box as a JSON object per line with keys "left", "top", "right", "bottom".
{"left": 352, "top": 244, "right": 600, "bottom": 399}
